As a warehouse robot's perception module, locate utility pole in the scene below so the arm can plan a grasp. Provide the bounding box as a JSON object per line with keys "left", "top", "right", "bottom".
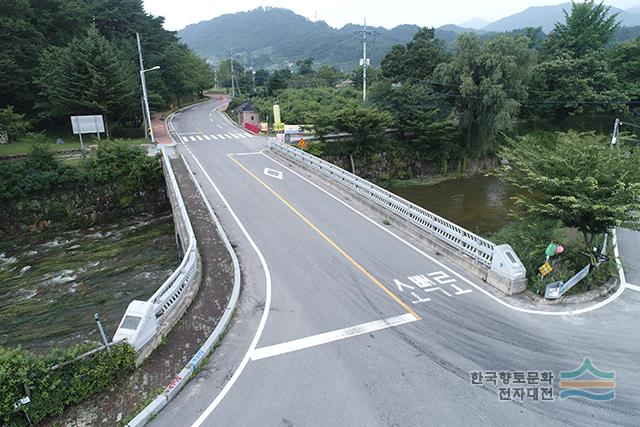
{"left": 611, "top": 118, "right": 621, "bottom": 147}
{"left": 136, "top": 33, "right": 148, "bottom": 139}
{"left": 137, "top": 33, "right": 160, "bottom": 144}
{"left": 229, "top": 51, "right": 236, "bottom": 98}
{"left": 355, "top": 19, "right": 378, "bottom": 102}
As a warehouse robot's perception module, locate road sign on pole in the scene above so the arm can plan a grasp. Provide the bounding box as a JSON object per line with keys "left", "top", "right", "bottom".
{"left": 70, "top": 115, "right": 105, "bottom": 159}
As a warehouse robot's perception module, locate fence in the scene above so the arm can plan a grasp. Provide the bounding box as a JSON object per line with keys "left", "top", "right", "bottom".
{"left": 269, "top": 139, "right": 527, "bottom": 291}
{"left": 113, "top": 147, "right": 199, "bottom": 352}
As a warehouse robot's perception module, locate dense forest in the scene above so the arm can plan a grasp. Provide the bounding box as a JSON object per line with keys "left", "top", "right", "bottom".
{"left": 0, "top": 0, "right": 214, "bottom": 140}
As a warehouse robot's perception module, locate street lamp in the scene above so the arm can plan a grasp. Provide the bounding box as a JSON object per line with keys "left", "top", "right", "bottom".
{"left": 140, "top": 65, "right": 160, "bottom": 144}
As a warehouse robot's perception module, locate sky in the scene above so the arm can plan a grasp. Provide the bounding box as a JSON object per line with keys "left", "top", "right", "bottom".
{"left": 143, "top": 0, "right": 640, "bottom": 31}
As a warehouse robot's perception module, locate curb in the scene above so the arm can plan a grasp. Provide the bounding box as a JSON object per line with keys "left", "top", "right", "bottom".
{"left": 126, "top": 108, "right": 242, "bottom": 427}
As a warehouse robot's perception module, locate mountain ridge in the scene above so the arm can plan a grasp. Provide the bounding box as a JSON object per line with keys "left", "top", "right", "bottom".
{"left": 177, "top": 5, "right": 640, "bottom": 70}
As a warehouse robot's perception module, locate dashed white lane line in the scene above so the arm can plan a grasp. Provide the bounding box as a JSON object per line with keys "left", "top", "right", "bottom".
{"left": 195, "top": 135, "right": 203, "bottom": 141}
{"left": 627, "top": 283, "right": 640, "bottom": 292}
{"left": 217, "top": 124, "right": 223, "bottom": 129}
{"left": 202, "top": 135, "right": 211, "bottom": 140}
{"left": 210, "top": 135, "right": 218, "bottom": 140}
{"left": 251, "top": 314, "right": 417, "bottom": 361}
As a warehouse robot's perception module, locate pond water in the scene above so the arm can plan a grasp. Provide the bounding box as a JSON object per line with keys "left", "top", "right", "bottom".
{"left": 386, "top": 175, "right": 519, "bottom": 236}
{"left": 0, "top": 214, "right": 178, "bottom": 353}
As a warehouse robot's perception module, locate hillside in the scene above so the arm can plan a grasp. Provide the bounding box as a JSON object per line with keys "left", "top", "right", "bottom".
{"left": 178, "top": 5, "right": 640, "bottom": 70}
{"left": 178, "top": 7, "right": 474, "bottom": 70}
{"left": 483, "top": 3, "right": 640, "bottom": 32}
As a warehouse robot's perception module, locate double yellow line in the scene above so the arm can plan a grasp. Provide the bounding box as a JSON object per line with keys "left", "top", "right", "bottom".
{"left": 228, "top": 154, "right": 421, "bottom": 321}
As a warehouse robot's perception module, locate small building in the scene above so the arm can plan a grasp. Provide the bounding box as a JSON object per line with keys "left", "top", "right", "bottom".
{"left": 237, "top": 101, "right": 260, "bottom": 131}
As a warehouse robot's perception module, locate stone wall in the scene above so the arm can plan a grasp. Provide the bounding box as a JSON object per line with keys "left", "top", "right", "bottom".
{"left": 0, "top": 184, "right": 168, "bottom": 238}
{"left": 325, "top": 152, "right": 501, "bottom": 181}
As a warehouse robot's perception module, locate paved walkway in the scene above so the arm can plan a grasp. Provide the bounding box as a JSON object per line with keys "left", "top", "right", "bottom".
{"left": 45, "top": 157, "right": 233, "bottom": 426}
{"left": 618, "top": 227, "right": 640, "bottom": 287}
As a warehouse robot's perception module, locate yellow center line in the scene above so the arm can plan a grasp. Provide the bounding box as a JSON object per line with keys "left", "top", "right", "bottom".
{"left": 228, "top": 153, "right": 421, "bottom": 321}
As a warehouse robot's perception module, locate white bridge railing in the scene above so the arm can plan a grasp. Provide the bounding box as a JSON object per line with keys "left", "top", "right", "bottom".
{"left": 149, "top": 149, "right": 198, "bottom": 315}
{"left": 270, "top": 140, "right": 495, "bottom": 266}
{"left": 113, "top": 147, "right": 199, "bottom": 351}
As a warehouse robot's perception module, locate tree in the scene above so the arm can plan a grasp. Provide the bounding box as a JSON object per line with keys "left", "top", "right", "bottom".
{"left": 0, "top": 106, "right": 31, "bottom": 143}
{"left": 500, "top": 132, "right": 640, "bottom": 249}
{"left": 380, "top": 27, "right": 448, "bottom": 83}
{"left": 309, "top": 104, "right": 393, "bottom": 172}
{"left": 609, "top": 37, "right": 640, "bottom": 106}
{"left": 370, "top": 81, "right": 454, "bottom": 161}
{"left": 266, "top": 69, "right": 292, "bottom": 95}
{"left": 316, "top": 65, "right": 343, "bottom": 87}
{"left": 352, "top": 66, "right": 379, "bottom": 91}
{"left": 434, "top": 34, "right": 536, "bottom": 152}
{"left": 295, "top": 57, "right": 314, "bottom": 75}
{"left": 36, "top": 27, "right": 137, "bottom": 132}
{"left": 0, "top": 0, "right": 88, "bottom": 114}
{"left": 526, "top": 50, "right": 627, "bottom": 121}
{"left": 544, "top": 0, "right": 619, "bottom": 57}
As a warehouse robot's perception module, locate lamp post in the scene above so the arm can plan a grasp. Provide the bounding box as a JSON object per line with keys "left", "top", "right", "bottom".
{"left": 140, "top": 65, "right": 160, "bottom": 143}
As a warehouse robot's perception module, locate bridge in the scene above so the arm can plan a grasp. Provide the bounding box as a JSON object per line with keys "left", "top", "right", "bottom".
{"left": 128, "top": 98, "right": 639, "bottom": 426}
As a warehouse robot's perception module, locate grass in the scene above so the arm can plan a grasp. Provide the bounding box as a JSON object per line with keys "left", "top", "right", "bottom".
{"left": 0, "top": 137, "right": 149, "bottom": 157}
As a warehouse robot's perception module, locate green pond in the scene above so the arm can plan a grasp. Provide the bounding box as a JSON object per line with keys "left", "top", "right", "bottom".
{"left": 0, "top": 214, "right": 178, "bottom": 353}
{"left": 385, "top": 175, "right": 518, "bottom": 236}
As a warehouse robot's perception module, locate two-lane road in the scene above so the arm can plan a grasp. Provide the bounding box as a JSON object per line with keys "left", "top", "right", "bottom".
{"left": 151, "top": 100, "right": 640, "bottom": 426}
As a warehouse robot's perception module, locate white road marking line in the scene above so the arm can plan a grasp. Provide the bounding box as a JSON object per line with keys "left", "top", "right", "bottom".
{"left": 217, "top": 134, "right": 226, "bottom": 139}
{"left": 217, "top": 124, "right": 223, "bottom": 129}
{"left": 183, "top": 145, "right": 272, "bottom": 427}
{"left": 263, "top": 168, "right": 283, "bottom": 180}
{"left": 189, "top": 136, "right": 197, "bottom": 141}
{"left": 181, "top": 136, "right": 189, "bottom": 142}
{"left": 237, "top": 134, "right": 247, "bottom": 138}
{"left": 195, "top": 135, "right": 203, "bottom": 141}
{"left": 224, "top": 134, "right": 234, "bottom": 139}
{"left": 627, "top": 283, "right": 640, "bottom": 292}
{"left": 230, "top": 134, "right": 241, "bottom": 139}
{"left": 233, "top": 152, "right": 262, "bottom": 156}
{"left": 262, "top": 152, "right": 627, "bottom": 317}
{"left": 251, "top": 314, "right": 417, "bottom": 361}
{"left": 209, "top": 135, "right": 218, "bottom": 140}
{"left": 202, "top": 135, "right": 211, "bottom": 140}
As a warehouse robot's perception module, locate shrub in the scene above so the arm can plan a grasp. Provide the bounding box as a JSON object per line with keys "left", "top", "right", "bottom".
{"left": 492, "top": 216, "right": 615, "bottom": 295}
{"left": 0, "top": 343, "right": 135, "bottom": 425}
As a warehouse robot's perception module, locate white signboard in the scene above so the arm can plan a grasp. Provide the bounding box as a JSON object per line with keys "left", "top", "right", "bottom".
{"left": 70, "top": 115, "right": 105, "bottom": 135}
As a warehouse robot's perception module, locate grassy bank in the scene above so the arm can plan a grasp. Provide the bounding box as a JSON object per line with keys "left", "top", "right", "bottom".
{"left": 0, "top": 138, "right": 148, "bottom": 157}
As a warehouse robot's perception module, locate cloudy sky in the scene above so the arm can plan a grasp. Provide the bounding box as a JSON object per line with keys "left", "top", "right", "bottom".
{"left": 143, "top": 0, "right": 639, "bottom": 31}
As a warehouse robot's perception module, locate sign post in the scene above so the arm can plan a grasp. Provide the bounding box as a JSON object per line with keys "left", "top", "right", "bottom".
{"left": 70, "top": 115, "right": 105, "bottom": 160}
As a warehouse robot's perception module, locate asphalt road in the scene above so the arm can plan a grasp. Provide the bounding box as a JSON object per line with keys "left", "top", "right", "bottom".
{"left": 150, "top": 100, "right": 640, "bottom": 427}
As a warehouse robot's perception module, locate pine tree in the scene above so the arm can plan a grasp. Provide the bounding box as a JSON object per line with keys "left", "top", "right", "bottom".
{"left": 36, "top": 26, "right": 137, "bottom": 131}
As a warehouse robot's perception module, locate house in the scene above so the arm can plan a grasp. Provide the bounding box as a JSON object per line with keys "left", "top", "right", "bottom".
{"left": 237, "top": 101, "right": 260, "bottom": 131}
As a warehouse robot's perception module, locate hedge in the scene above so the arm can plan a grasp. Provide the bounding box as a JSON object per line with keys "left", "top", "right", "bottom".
{"left": 0, "top": 343, "right": 135, "bottom": 425}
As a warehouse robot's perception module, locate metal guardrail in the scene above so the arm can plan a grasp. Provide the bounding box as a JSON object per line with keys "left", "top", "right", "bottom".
{"left": 150, "top": 148, "right": 198, "bottom": 316}
{"left": 269, "top": 140, "right": 496, "bottom": 267}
